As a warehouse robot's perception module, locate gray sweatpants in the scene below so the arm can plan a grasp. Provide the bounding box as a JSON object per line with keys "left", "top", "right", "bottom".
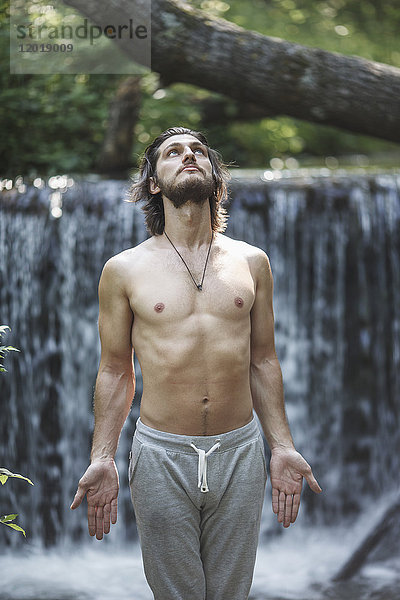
{"left": 129, "top": 416, "right": 267, "bottom": 600}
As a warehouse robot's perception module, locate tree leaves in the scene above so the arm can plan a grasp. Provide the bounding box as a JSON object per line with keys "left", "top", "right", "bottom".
{"left": 0, "top": 468, "right": 34, "bottom": 486}
{"left": 0, "top": 326, "right": 31, "bottom": 537}
{"left": 0, "top": 470, "right": 33, "bottom": 537}
{"left": 0, "top": 514, "right": 26, "bottom": 537}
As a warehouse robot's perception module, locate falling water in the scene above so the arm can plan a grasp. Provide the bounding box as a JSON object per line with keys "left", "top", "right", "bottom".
{"left": 1, "top": 172, "right": 399, "bottom": 599}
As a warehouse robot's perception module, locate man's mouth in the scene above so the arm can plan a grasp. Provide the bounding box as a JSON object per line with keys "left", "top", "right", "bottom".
{"left": 180, "top": 165, "right": 201, "bottom": 173}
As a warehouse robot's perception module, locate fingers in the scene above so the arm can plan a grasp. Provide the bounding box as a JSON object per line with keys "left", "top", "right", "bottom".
{"left": 70, "top": 486, "right": 85, "bottom": 510}
{"left": 88, "top": 504, "right": 96, "bottom": 537}
{"left": 96, "top": 505, "right": 104, "bottom": 540}
{"left": 304, "top": 468, "right": 322, "bottom": 494}
{"left": 103, "top": 504, "right": 111, "bottom": 535}
{"left": 277, "top": 490, "right": 286, "bottom": 525}
{"left": 272, "top": 488, "right": 302, "bottom": 527}
{"left": 110, "top": 498, "right": 118, "bottom": 525}
{"left": 87, "top": 502, "right": 117, "bottom": 539}
{"left": 272, "top": 488, "right": 279, "bottom": 515}
{"left": 291, "top": 492, "right": 301, "bottom": 523}
{"left": 283, "top": 493, "right": 293, "bottom": 528}
{"left": 279, "top": 492, "right": 295, "bottom": 528}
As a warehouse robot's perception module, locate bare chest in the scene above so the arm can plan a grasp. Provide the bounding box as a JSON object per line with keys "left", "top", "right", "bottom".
{"left": 128, "top": 251, "right": 255, "bottom": 323}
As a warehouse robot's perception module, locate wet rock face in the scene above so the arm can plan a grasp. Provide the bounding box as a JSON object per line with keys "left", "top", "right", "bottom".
{"left": 1, "top": 174, "right": 399, "bottom": 546}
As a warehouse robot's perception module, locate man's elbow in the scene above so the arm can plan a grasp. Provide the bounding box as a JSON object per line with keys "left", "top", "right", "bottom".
{"left": 250, "top": 349, "right": 280, "bottom": 369}
{"left": 98, "top": 353, "right": 134, "bottom": 378}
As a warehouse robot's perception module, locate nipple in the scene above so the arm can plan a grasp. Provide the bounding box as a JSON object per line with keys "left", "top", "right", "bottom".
{"left": 154, "top": 302, "right": 165, "bottom": 313}
{"left": 234, "top": 297, "right": 244, "bottom": 308}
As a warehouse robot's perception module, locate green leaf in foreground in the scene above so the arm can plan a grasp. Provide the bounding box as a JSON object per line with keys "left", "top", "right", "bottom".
{"left": 0, "top": 515, "right": 26, "bottom": 537}
{"left": 0, "top": 468, "right": 34, "bottom": 486}
{"left": 1, "top": 513, "right": 18, "bottom": 523}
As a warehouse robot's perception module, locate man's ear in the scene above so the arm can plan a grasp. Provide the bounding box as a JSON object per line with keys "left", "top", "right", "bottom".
{"left": 149, "top": 177, "right": 161, "bottom": 195}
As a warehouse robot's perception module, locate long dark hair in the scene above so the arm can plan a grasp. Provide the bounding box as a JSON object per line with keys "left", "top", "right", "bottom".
{"left": 127, "top": 127, "right": 230, "bottom": 235}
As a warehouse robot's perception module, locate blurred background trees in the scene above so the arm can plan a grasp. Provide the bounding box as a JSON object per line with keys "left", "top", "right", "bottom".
{"left": 1, "top": 0, "right": 399, "bottom": 178}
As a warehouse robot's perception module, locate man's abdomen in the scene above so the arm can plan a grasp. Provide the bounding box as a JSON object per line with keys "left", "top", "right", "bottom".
{"left": 138, "top": 344, "right": 253, "bottom": 435}
{"left": 134, "top": 311, "right": 253, "bottom": 435}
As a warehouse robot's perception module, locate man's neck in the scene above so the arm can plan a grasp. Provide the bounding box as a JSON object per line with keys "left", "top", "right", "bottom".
{"left": 163, "top": 197, "right": 213, "bottom": 250}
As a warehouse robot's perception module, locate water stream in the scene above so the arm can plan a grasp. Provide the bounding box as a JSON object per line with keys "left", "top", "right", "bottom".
{"left": 1, "top": 173, "right": 399, "bottom": 598}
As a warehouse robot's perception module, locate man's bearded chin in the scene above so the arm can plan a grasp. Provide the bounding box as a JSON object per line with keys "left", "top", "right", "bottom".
{"left": 160, "top": 176, "right": 215, "bottom": 209}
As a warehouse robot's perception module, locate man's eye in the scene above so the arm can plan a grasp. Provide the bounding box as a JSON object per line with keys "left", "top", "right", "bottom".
{"left": 167, "top": 149, "right": 178, "bottom": 156}
{"left": 194, "top": 149, "right": 205, "bottom": 155}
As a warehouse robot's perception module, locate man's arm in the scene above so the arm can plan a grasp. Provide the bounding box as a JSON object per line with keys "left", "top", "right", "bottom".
{"left": 249, "top": 250, "right": 321, "bottom": 528}
{"left": 70, "top": 255, "right": 135, "bottom": 540}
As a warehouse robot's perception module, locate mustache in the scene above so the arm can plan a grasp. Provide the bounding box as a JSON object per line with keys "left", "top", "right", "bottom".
{"left": 177, "top": 163, "right": 205, "bottom": 176}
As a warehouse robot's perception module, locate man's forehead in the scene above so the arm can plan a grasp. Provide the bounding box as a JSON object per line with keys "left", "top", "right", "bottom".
{"left": 158, "top": 134, "right": 206, "bottom": 153}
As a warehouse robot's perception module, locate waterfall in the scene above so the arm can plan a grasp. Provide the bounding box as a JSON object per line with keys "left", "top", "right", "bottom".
{"left": 228, "top": 174, "right": 400, "bottom": 527}
{"left": 1, "top": 173, "right": 399, "bottom": 557}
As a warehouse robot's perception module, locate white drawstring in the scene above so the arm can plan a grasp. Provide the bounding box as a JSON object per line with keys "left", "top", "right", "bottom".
{"left": 190, "top": 441, "right": 221, "bottom": 493}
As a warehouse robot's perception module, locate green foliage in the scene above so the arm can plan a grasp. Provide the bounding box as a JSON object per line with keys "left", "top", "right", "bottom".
{"left": 0, "top": 514, "right": 27, "bottom": 537}
{"left": 221, "top": 0, "right": 400, "bottom": 67}
{"left": 0, "top": 468, "right": 34, "bottom": 487}
{"left": 0, "top": 326, "right": 33, "bottom": 537}
{"left": 0, "top": 0, "right": 123, "bottom": 176}
{"left": 0, "top": 71, "right": 123, "bottom": 177}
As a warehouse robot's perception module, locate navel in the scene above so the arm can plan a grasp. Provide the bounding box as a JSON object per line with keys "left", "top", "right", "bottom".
{"left": 234, "top": 296, "right": 244, "bottom": 308}
{"left": 154, "top": 302, "right": 165, "bottom": 313}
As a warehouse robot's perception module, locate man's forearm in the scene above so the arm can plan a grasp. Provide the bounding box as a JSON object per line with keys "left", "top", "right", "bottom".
{"left": 91, "top": 364, "right": 135, "bottom": 462}
{"left": 250, "top": 357, "right": 294, "bottom": 450}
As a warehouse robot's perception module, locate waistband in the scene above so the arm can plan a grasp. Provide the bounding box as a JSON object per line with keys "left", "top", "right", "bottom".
{"left": 134, "top": 416, "right": 260, "bottom": 454}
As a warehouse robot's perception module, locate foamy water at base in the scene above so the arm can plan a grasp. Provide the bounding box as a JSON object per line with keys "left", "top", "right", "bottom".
{"left": 1, "top": 522, "right": 399, "bottom": 600}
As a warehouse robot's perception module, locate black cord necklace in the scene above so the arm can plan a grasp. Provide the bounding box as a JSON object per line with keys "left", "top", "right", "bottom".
{"left": 164, "top": 230, "right": 213, "bottom": 291}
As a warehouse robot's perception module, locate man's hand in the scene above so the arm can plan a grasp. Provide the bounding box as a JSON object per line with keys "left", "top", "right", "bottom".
{"left": 70, "top": 459, "right": 119, "bottom": 540}
{"left": 269, "top": 447, "right": 321, "bottom": 528}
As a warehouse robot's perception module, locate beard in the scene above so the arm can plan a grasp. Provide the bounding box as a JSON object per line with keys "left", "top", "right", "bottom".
{"left": 158, "top": 172, "right": 215, "bottom": 209}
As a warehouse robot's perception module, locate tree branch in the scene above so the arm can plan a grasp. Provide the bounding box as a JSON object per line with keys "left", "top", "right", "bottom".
{"left": 63, "top": 0, "right": 400, "bottom": 142}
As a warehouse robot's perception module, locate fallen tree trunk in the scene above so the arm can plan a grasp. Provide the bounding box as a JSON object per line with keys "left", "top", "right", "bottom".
{"left": 63, "top": 0, "right": 400, "bottom": 143}
{"left": 332, "top": 497, "right": 400, "bottom": 581}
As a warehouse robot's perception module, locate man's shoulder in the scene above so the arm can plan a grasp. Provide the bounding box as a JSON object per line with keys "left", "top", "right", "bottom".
{"left": 217, "top": 235, "right": 271, "bottom": 288}
{"left": 217, "top": 233, "right": 269, "bottom": 262}
{"left": 105, "top": 237, "right": 153, "bottom": 267}
{"left": 101, "top": 237, "right": 154, "bottom": 284}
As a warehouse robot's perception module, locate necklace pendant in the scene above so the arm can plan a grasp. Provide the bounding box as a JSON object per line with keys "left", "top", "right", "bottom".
{"left": 164, "top": 231, "right": 213, "bottom": 295}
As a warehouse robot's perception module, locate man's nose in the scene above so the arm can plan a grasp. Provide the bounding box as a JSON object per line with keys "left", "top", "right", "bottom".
{"left": 182, "top": 146, "right": 196, "bottom": 162}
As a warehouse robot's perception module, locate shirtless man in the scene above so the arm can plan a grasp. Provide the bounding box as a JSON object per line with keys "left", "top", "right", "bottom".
{"left": 71, "top": 127, "right": 321, "bottom": 600}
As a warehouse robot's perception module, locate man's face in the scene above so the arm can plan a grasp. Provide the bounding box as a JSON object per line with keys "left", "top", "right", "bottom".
{"left": 149, "top": 134, "right": 215, "bottom": 208}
